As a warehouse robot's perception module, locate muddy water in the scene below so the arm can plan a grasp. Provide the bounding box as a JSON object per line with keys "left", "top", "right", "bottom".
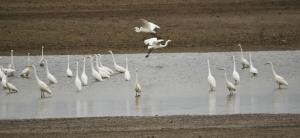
{"left": 0, "top": 51, "right": 299, "bottom": 119}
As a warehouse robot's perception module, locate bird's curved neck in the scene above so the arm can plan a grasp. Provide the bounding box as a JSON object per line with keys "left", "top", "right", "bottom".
{"left": 95, "top": 56, "right": 100, "bottom": 68}
{"left": 270, "top": 63, "right": 276, "bottom": 76}
{"left": 99, "top": 56, "right": 104, "bottom": 67}
{"left": 239, "top": 46, "right": 244, "bottom": 57}
{"left": 83, "top": 58, "right": 86, "bottom": 72}
{"left": 110, "top": 52, "right": 117, "bottom": 65}
{"left": 161, "top": 40, "right": 171, "bottom": 47}
{"left": 33, "top": 66, "right": 40, "bottom": 81}
{"left": 27, "top": 53, "right": 30, "bottom": 66}
{"left": 10, "top": 50, "right": 14, "bottom": 66}
{"left": 207, "top": 60, "right": 211, "bottom": 75}
{"left": 126, "top": 56, "right": 128, "bottom": 69}
{"left": 76, "top": 62, "right": 79, "bottom": 77}
{"left": 41, "top": 47, "right": 44, "bottom": 57}
{"left": 45, "top": 61, "right": 49, "bottom": 73}
{"left": 233, "top": 56, "right": 236, "bottom": 71}
{"left": 67, "top": 55, "right": 70, "bottom": 68}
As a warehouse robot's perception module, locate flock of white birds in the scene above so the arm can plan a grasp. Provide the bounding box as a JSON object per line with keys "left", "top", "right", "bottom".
{"left": 0, "top": 19, "right": 289, "bottom": 99}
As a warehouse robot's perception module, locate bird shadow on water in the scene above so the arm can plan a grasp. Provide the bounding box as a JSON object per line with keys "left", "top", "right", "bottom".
{"left": 226, "top": 94, "right": 240, "bottom": 114}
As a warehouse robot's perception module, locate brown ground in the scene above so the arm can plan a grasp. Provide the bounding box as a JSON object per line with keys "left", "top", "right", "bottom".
{"left": 0, "top": 0, "right": 299, "bottom": 55}
{"left": 0, "top": 114, "right": 300, "bottom": 138}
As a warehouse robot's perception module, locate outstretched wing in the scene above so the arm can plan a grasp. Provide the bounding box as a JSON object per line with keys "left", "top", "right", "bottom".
{"left": 144, "top": 38, "right": 158, "bottom": 45}
{"left": 140, "top": 19, "right": 160, "bottom": 31}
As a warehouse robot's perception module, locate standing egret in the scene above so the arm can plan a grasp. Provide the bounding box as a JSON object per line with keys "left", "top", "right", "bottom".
{"left": 88, "top": 56, "right": 103, "bottom": 81}
{"left": 39, "top": 46, "right": 45, "bottom": 67}
{"left": 264, "top": 62, "right": 288, "bottom": 89}
{"left": 108, "top": 50, "right": 126, "bottom": 73}
{"left": 134, "top": 68, "right": 142, "bottom": 97}
{"left": 2, "top": 67, "right": 15, "bottom": 77}
{"left": 0, "top": 70, "right": 7, "bottom": 89}
{"left": 20, "top": 52, "right": 31, "bottom": 78}
{"left": 232, "top": 56, "right": 240, "bottom": 85}
{"left": 124, "top": 55, "right": 130, "bottom": 81}
{"left": 238, "top": 44, "right": 250, "bottom": 69}
{"left": 219, "top": 68, "right": 236, "bottom": 95}
{"left": 66, "top": 55, "right": 73, "bottom": 77}
{"left": 1, "top": 74, "right": 18, "bottom": 93}
{"left": 146, "top": 40, "right": 172, "bottom": 58}
{"left": 81, "top": 57, "right": 88, "bottom": 86}
{"left": 249, "top": 52, "right": 258, "bottom": 76}
{"left": 95, "top": 55, "right": 110, "bottom": 78}
{"left": 207, "top": 59, "right": 216, "bottom": 91}
{"left": 75, "top": 61, "right": 82, "bottom": 91}
{"left": 98, "top": 54, "right": 114, "bottom": 75}
{"left": 134, "top": 19, "right": 160, "bottom": 35}
{"left": 31, "top": 65, "right": 52, "bottom": 98}
{"left": 44, "top": 59, "right": 58, "bottom": 84}
{"left": 8, "top": 50, "right": 15, "bottom": 70}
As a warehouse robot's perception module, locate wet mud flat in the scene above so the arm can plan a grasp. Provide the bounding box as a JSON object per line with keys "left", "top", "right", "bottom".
{"left": 0, "top": 0, "right": 300, "bottom": 55}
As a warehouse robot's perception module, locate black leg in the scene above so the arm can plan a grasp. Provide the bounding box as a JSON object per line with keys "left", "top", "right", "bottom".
{"left": 145, "top": 49, "right": 153, "bottom": 58}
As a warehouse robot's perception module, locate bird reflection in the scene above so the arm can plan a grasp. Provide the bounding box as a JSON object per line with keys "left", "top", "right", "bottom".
{"left": 226, "top": 94, "right": 240, "bottom": 114}
{"left": 135, "top": 96, "right": 141, "bottom": 114}
{"left": 208, "top": 92, "right": 216, "bottom": 115}
{"left": 272, "top": 91, "right": 285, "bottom": 113}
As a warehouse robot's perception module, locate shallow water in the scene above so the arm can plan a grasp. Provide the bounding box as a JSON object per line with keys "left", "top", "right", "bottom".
{"left": 0, "top": 51, "right": 299, "bottom": 119}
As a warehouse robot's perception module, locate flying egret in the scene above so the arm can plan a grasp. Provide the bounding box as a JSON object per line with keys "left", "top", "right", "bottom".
{"left": 124, "top": 55, "right": 131, "bottom": 81}
{"left": 31, "top": 65, "right": 52, "bottom": 98}
{"left": 144, "top": 37, "right": 164, "bottom": 46}
{"left": 134, "top": 19, "right": 160, "bottom": 35}
{"left": 44, "top": 59, "right": 58, "bottom": 84}
{"left": 134, "top": 68, "right": 142, "bottom": 97}
{"left": 81, "top": 57, "right": 88, "bottom": 86}
{"left": 108, "top": 50, "right": 126, "bottom": 73}
{"left": 88, "top": 56, "right": 103, "bottom": 81}
{"left": 98, "top": 54, "right": 114, "bottom": 75}
{"left": 39, "top": 46, "right": 45, "bottom": 66}
{"left": 75, "top": 61, "right": 82, "bottom": 91}
{"left": 232, "top": 56, "right": 240, "bottom": 85}
{"left": 66, "top": 55, "right": 73, "bottom": 77}
{"left": 238, "top": 44, "right": 250, "bottom": 69}
{"left": 145, "top": 40, "right": 172, "bottom": 58}
{"left": 265, "top": 62, "right": 288, "bottom": 89}
{"left": 8, "top": 49, "right": 15, "bottom": 70}
{"left": 249, "top": 52, "right": 258, "bottom": 76}
{"left": 95, "top": 54, "right": 110, "bottom": 78}
{"left": 207, "top": 59, "right": 216, "bottom": 91}
{"left": 20, "top": 52, "right": 31, "bottom": 78}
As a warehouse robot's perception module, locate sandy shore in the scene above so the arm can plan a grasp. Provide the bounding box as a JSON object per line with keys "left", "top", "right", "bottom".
{"left": 0, "top": 0, "right": 299, "bottom": 55}
{"left": 0, "top": 114, "right": 300, "bottom": 137}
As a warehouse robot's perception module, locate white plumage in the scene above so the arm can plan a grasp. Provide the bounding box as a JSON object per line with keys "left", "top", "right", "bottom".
{"left": 81, "top": 57, "right": 88, "bottom": 86}
{"left": 20, "top": 53, "right": 31, "bottom": 78}
{"left": 124, "top": 55, "right": 131, "bottom": 81}
{"left": 207, "top": 59, "right": 216, "bottom": 91}
{"left": 44, "top": 59, "right": 58, "bottom": 84}
{"left": 75, "top": 61, "right": 82, "bottom": 91}
{"left": 98, "top": 54, "right": 114, "bottom": 75}
{"left": 145, "top": 40, "right": 172, "bottom": 58}
{"left": 108, "top": 50, "right": 126, "bottom": 73}
{"left": 249, "top": 52, "right": 258, "bottom": 76}
{"left": 8, "top": 49, "right": 15, "bottom": 70}
{"left": 144, "top": 37, "right": 164, "bottom": 46}
{"left": 134, "top": 68, "right": 142, "bottom": 97}
{"left": 66, "top": 55, "right": 73, "bottom": 77}
{"left": 39, "top": 46, "right": 45, "bottom": 67}
{"left": 32, "top": 65, "right": 52, "bottom": 98}
{"left": 225, "top": 70, "right": 236, "bottom": 95}
{"left": 95, "top": 55, "right": 110, "bottom": 78}
{"left": 238, "top": 44, "right": 250, "bottom": 69}
{"left": 134, "top": 19, "right": 160, "bottom": 34}
{"left": 265, "top": 62, "right": 288, "bottom": 89}
{"left": 232, "top": 56, "right": 240, "bottom": 85}
{"left": 88, "top": 56, "right": 103, "bottom": 81}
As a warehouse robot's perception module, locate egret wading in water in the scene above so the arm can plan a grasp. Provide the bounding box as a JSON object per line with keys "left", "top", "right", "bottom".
{"left": 39, "top": 46, "right": 45, "bottom": 67}
{"left": 0, "top": 70, "right": 18, "bottom": 93}
{"left": 249, "top": 52, "right": 258, "bottom": 76}
{"left": 145, "top": 40, "right": 172, "bottom": 58}
{"left": 44, "top": 59, "right": 58, "bottom": 84}
{"left": 238, "top": 44, "right": 250, "bottom": 69}
{"left": 95, "top": 54, "right": 110, "bottom": 78}
{"left": 207, "top": 59, "right": 216, "bottom": 91}
{"left": 8, "top": 50, "right": 15, "bottom": 70}
{"left": 219, "top": 68, "right": 236, "bottom": 95}
{"left": 75, "top": 61, "right": 82, "bottom": 91}
{"left": 31, "top": 65, "right": 52, "bottom": 98}
{"left": 264, "top": 62, "right": 288, "bottom": 89}
{"left": 81, "top": 57, "right": 88, "bottom": 86}
{"left": 98, "top": 54, "right": 114, "bottom": 75}
{"left": 134, "top": 68, "right": 142, "bottom": 97}
{"left": 108, "top": 50, "right": 126, "bottom": 73}
{"left": 232, "top": 56, "right": 240, "bottom": 85}
{"left": 134, "top": 19, "right": 160, "bottom": 36}
{"left": 124, "top": 55, "right": 130, "bottom": 81}
{"left": 88, "top": 56, "right": 103, "bottom": 81}
{"left": 66, "top": 55, "right": 73, "bottom": 77}
{"left": 20, "top": 52, "right": 31, "bottom": 78}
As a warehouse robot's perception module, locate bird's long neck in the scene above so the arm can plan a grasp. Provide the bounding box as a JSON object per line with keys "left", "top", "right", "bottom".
{"left": 99, "top": 55, "right": 104, "bottom": 67}
{"left": 270, "top": 62, "right": 276, "bottom": 76}
{"left": 110, "top": 52, "right": 117, "bottom": 66}
{"left": 95, "top": 55, "right": 100, "bottom": 68}
{"left": 239, "top": 46, "right": 244, "bottom": 57}
{"left": 126, "top": 56, "right": 128, "bottom": 69}
{"left": 207, "top": 60, "right": 211, "bottom": 75}
{"left": 161, "top": 40, "right": 171, "bottom": 47}
{"left": 67, "top": 55, "right": 70, "bottom": 68}
{"left": 76, "top": 62, "right": 79, "bottom": 77}
{"left": 90, "top": 57, "right": 95, "bottom": 70}
{"left": 10, "top": 50, "right": 14, "bottom": 66}
{"left": 224, "top": 71, "right": 228, "bottom": 82}
{"left": 45, "top": 60, "right": 49, "bottom": 73}
{"left": 83, "top": 58, "right": 86, "bottom": 72}
{"left": 41, "top": 47, "right": 44, "bottom": 57}
{"left": 27, "top": 53, "right": 30, "bottom": 66}
{"left": 233, "top": 56, "right": 236, "bottom": 71}
{"left": 33, "top": 66, "right": 40, "bottom": 81}
{"left": 249, "top": 53, "right": 253, "bottom": 66}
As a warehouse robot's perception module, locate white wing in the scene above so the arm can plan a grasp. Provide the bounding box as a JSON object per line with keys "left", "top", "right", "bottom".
{"left": 39, "top": 81, "right": 52, "bottom": 94}
{"left": 48, "top": 73, "right": 58, "bottom": 83}
{"left": 141, "top": 19, "right": 160, "bottom": 31}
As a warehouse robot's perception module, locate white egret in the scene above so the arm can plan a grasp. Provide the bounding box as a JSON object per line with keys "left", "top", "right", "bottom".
{"left": 20, "top": 52, "right": 31, "bottom": 78}
{"left": 66, "top": 55, "right": 73, "bottom": 77}
{"left": 0, "top": 66, "right": 5, "bottom": 80}
{"left": 265, "top": 62, "right": 288, "bottom": 89}
{"left": 146, "top": 40, "right": 172, "bottom": 58}
{"left": 88, "top": 56, "right": 103, "bottom": 81}
{"left": 134, "top": 68, "right": 142, "bottom": 97}
{"left": 75, "top": 61, "right": 82, "bottom": 91}
{"left": 44, "top": 59, "right": 58, "bottom": 84}
{"left": 31, "top": 65, "right": 52, "bottom": 98}
{"left": 95, "top": 55, "right": 110, "bottom": 78}
{"left": 207, "top": 59, "right": 216, "bottom": 91}
{"left": 81, "top": 57, "right": 88, "bottom": 86}
{"left": 2, "top": 67, "right": 15, "bottom": 77}
{"left": 124, "top": 55, "right": 130, "bottom": 81}
{"left": 98, "top": 54, "right": 114, "bottom": 75}
{"left": 0, "top": 70, "right": 7, "bottom": 89}
{"left": 238, "top": 44, "right": 250, "bottom": 69}
{"left": 1, "top": 74, "right": 18, "bottom": 93}
{"left": 249, "top": 52, "right": 258, "bottom": 76}
{"left": 39, "top": 46, "right": 45, "bottom": 66}
{"left": 8, "top": 50, "right": 15, "bottom": 70}
{"left": 134, "top": 19, "right": 160, "bottom": 35}
{"left": 144, "top": 37, "right": 164, "bottom": 46}
{"left": 232, "top": 56, "right": 240, "bottom": 85}
{"left": 108, "top": 50, "right": 126, "bottom": 73}
{"left": 219, "top": 68, "right": 236, "bottom": 95}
